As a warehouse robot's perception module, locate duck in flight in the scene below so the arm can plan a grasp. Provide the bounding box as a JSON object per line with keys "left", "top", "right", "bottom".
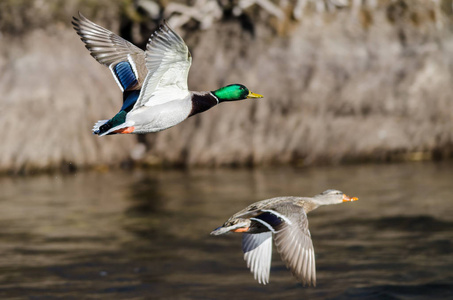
{"left": 211, "top": 189, "right": 358, "bottom": 285}
{"left": 72, "top": 13, "right": 263, "bottom": 136}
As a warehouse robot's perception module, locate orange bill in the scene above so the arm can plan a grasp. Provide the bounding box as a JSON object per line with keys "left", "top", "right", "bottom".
{"left": 342, "top": 194, "right": 359, "bottom": 202}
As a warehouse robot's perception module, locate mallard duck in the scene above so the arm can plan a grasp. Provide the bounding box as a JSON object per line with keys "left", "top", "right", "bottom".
{"left": 211, "top": 189, "right": 358, "bottom": 285}
{"left": 72, "top": 13, "right": 263, "bottom": 136}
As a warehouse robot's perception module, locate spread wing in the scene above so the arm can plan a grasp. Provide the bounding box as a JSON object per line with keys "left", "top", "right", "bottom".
{"left": 238, "top": 200, "right": 316, "bottom": 286}
{"left": 133, "top": 20, "right": 192, "bottom": 108}
{"left": 272, "top": 206, "right": 316, "bottom": 286}
{"left": 242, "top": 232, "right": 273, "bottom": 285}
{"left": 72, "top": 12, "right": 146, "bottom": 91}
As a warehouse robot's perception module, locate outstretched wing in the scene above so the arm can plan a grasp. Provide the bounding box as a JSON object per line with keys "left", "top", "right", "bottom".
{"left": 272, "top": 206, "right": 316, "bottom": 286}
{"left": 72, "top": 12, "right": 146, "bottom": 91}
{"left": 134, "top": 21, "right": 192, "bottom": 108}
{"left": 242, "top": 232, "right": 273, "bottom": 285}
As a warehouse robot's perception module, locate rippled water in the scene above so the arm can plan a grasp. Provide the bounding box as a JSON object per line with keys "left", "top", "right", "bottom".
{"left": 0, "top": 162, "right": 452, "bottom": 299}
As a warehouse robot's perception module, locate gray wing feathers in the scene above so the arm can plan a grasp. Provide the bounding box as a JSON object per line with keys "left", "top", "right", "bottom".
{"left": 145, "top": 20, "right": 188, "bottom": 66}
{"left": 72, "top": 12, "right": 145, "bottom": 67}
{"left": 242, "top": 233, "right": 273, "bottom": 285}
{"left": 273, "top": 211, "right": 316, "bottom": 286}
{"left": 72, "top": 12, "right": 147, "bottom": 91}
{"left": 136, "top": 21, "right": 191, "bottom": 107}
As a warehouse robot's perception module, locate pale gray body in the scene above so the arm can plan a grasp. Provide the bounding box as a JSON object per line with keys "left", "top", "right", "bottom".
{"left": 122, "top": 96, "right": 193, "bottom": 133}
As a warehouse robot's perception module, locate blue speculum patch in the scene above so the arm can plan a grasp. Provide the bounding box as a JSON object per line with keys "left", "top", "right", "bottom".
{"left": 114, "top": 62, "right": 138, "bottom": 91}
{"left": 256, "top": 211, "right": 283, "bottom": 228}
{"left": 121, "top": 90, "right": 140, "bottom": 112}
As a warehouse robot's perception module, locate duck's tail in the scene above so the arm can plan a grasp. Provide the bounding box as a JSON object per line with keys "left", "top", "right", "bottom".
{"left": 92, "top": 120, "right": 110, "bottom": 135}
{"left": 92, "top": 110, "right": 134, "bottom": 136}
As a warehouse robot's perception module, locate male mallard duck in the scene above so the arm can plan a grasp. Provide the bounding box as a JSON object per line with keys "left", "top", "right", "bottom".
{"left": 211, "top": 189, "right": 358, "bottom": 285}
{"left": 72, "top": 13, "right": 263, "bottom": 136}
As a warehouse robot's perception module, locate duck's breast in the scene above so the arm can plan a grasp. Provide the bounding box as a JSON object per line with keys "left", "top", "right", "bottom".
{"left": 127, "top": 98, "right": 192, "bottom": 132}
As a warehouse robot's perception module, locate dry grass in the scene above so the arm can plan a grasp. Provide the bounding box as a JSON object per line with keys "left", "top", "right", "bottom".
{"left": 1, "top": 0, "right": 453, "bottom": 173}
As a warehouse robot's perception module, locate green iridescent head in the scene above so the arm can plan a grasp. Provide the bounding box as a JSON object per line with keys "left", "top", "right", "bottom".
{"left": 212, "top": 84, "right": 263, "bottom": 102}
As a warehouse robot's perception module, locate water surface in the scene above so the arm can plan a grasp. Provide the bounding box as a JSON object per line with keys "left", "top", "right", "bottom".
{"left": 0, "top": 162, "right": 452, "bottom": 299}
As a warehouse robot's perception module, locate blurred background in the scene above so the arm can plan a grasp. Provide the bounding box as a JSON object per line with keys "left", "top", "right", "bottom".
{"left": 0, "top": 0, "right": 453, "bottom": 299}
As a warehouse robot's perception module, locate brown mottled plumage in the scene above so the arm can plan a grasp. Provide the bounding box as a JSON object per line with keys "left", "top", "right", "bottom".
{"left": 211, "top": 189, "right": 358, "bottom": 285}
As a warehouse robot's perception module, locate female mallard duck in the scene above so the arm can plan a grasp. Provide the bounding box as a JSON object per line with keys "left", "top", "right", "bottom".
{"left": 72, "top": 13, "right": 263, "bottom": 136}
{"left": 211, "top": 189, "right": 358, "bottom": 285}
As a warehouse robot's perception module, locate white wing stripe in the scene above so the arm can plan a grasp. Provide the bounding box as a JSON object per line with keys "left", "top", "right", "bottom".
{"left": 250, "top": 217, "right": 276, "bottom": 233}
{"left": 109, "top": 64, "right": 125, "bottom": 92}
{"left": 261, "top": 209, "right": 293, "bottom": 225}
{"left": 127, "top": 54, "right": 139, "bottom": 80}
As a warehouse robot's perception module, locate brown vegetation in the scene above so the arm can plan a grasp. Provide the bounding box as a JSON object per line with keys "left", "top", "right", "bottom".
{"left": 1, "top": 0, "right": 453, "bottom": 173}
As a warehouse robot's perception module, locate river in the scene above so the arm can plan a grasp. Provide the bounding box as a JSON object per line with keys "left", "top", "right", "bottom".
{"left": 0, "top": 162, "right": 452, "bottom": 299}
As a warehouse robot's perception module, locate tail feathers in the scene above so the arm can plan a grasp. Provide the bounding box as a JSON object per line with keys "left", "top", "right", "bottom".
{"left": 92, "top": 120, "right": 109, "bottom": 135}
{"left": 92, "top": 119, "right": 119, "bottom": 136}
{"left": 92, "top": 119, "right": 134, "bottom": 136}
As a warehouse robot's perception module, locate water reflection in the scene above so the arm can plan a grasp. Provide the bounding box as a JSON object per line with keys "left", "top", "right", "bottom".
{"left": 0, "top": 162, "right": 452, "bottom": 298}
